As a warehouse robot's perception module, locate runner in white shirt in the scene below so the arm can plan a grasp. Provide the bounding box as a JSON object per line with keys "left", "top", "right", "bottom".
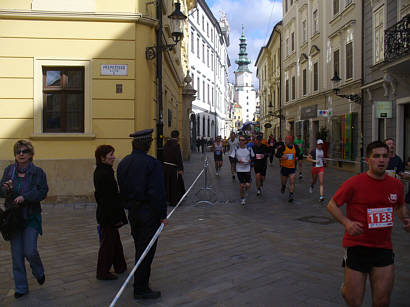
{"left": 230, "top": 135, "right": 255, "bottom": 206}
{"left": 228, "top": 132, "right": 239, "bottom": 180}
{"left": 212, "top": 136, "right": 224, "bottom": 176}
{"left": 307, "top": 139, "right": 326, "bottom": 202}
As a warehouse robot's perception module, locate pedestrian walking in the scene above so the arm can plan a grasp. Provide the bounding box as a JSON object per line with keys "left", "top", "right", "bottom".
{"left": 276, "top": 135, "right": 302, "bottom": 202}
{"left": 384, "top": 138, "right": 405, "bottom": 178}
{"left": 163, "top": 130, "right": 185, "bottom": 207}
{"left": 200, "top": 137, "right": 206, "bottom": 153}
{"left": 268, "top": 135, "right": 276, "bottom": 165}
{"left": 327, "top": 141, "right": 410, "bottom": 307}
{"left": 228, "top": 132, "right": 239, "bottom": 180}
{"left": 307, "top": 139, "right": 326, "bottom": 202}
{"left": 212, "top": 136, "right": 224, "bottom": 176}
{"left": 230, "top": 135, "right": 255, "bottom": 206}
{"left": 0, "top": 140, "right": 48, "bottom": 299}
{"left": 253, "top": 135, "right": 269, "bottom": 196}
{"left": 94, "top": 145, "right": 128, "bottom": 281}
{"left": 294, "top": 134, "right": 304, "bottom": 179}
{"left": 117, "top": 129, "right": 168, "bottom": 300}
{"left": 196, "top": 137, "right": 201, "bottom": 153}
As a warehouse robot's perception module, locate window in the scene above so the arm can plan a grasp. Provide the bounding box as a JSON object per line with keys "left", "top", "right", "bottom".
{"left": 197, "top": 115, "right": 200, "bottom": 136}
{"left": 345, "top": 0, "right": 352, "bottom": 7}
{"left": 302, "top": 68, "right": 307, "bottom": 95}
{"left": 211, "top": 29, "right": 214, "bottom": 42}
{"left": 207, "top": 84, "right": 210, "bottom": 104}
{"left": 333, "top": 0, "right": 339, "bottom": 15}
{"left": 313, "top": 62, "right": 319, "bottom": 91}
{"left": 290, "top": 0, "right": 293, "bottom": 5}
{"left": 168, "top": 109, "right": 172, "bottom": 127}
{"left": 42, "top": 67, "right": 84, "bottom": 132}
{"left": 207, "top": 23, "right": 209, "bottom": 36}
{"left": 285, "top": 0, "right": 288, "bottom": 12}
{"left": 202, "top": 43, "right": 205, "bottom": 63}
{"left": 374, "top": 6, "right": 384, "bottom": 63}
{"left": 334, "top": 49, "right": 340, "bottom": 79}
{"left": 313, "top": 10, "right": 318, "bottom": 34}
{"left": 211, "top": 53, "right": 214, "bottom": 71}
{"left": 346, "top": 42, "right": 353, "bottom": 79}
{"left": 291, "top": 32, "right": 295, "bottom": 51}
{"left": 202, "top": 16, "right": 205, "bottom": 31}
{"left": 207, "top": 48, "right": 209, "bottom": 67}
{"left": 285, "top": 79, "right": 289, "bottom": 102}
{"left": 197, "top": 37, "right": 200, "bottom": 58}
{"left": 197, "top": 77, "right": 200, "bottom": 97}
{"left": 207, "top": 117, "right": 210, "bottom": 137}
{"left": 191, "top": 32, "right": 194, "bottom": 53}
{"left": 286, "top": 38, "right": 289, "bottom": 56}
{"left": 291, "top": 76, "right": 296, "bottom": 100}
{"left": 302, "top": 20, "right": 307, "bottom": 43}
{"left": 202, "top": 80, "right": 205, "bottom": 101}
{"left": 202, "top": 116, "right": 205, "bottom": 135}
{"left": 196, "top": 10, "right": 199, "bottom": 24}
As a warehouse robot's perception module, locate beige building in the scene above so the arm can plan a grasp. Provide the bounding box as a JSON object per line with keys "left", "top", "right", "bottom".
{"left": 232, "top": 103, "right": 243, "bottom": 131}
{"left": 281, "top": 0, "right": 362, "bottom": 165}
{"left": 255, "top": 21, "right": 282, "bottom": 138}
{"left": 0, "top": 0, "right": 196, "bottom": 202}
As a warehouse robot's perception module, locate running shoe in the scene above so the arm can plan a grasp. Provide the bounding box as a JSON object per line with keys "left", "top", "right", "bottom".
{"left": 241, "top": 198, "right": 246, "bottom": 206}
{"left": 319, "top": 196, "right": 325, "bottom": 202}
{"left": 309, "top": 184, "right": 314, "bottom": 193}
{"left": 299, "top": 173, "right": 303, "bottom": 179}
{"left": 232, "top": 175, "right": 235, "bottom": 180}
{"left": 257, "top": 189, "right": 261, "bottom": 196}
{"left": 288, "top": 193, "right": 294, "bottom": 202}
{"left": 216, "top": 171, "right": 219, "bottom": 176}
{"left": 280, "top": 185, "right": 286, "bottom": 194}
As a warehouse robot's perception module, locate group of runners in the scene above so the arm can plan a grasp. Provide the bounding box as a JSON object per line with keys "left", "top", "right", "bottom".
{"left": 212, "top": 131, "right": 327, "bottom": 205}
{"left": 210, "top": 132, "right": 410, "bottom": 306}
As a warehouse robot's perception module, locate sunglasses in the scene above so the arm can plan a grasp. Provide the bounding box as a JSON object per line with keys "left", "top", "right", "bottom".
{"left": 239, "top": 139, "right": 246, "bottom": 142}
{"left": 17, "top": 149, "right": 30, "bottom": 155}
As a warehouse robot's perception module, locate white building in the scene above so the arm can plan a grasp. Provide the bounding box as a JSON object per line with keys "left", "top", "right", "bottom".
{"left": 234, "top": 27, "right": 257, "bottom": 125}
{"left": 188, "top": 0, "right": 230, "bottom": 141}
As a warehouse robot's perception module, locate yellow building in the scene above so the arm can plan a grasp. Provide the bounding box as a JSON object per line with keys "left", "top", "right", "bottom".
{"left": 232, "top": 103, "right": 243, "bottom": 131}
{"left": 255, "top": 21, "right": 282, "bottom": 139}
{"left": 0, "top": 0, "right": 196, "bottom": 202}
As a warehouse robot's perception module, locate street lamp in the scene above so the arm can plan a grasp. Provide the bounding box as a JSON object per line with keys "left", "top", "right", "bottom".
{"left": 145, "top": 1, "right": 187, "bottom": 161}
{"left": 330, "top": 72, "right": 364, "bottom": 173}
{"left": 145, "top": 2, "right": 187, "bottom": 60}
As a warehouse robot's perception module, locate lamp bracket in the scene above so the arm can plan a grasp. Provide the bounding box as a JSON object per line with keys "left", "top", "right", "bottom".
{"left": 146, "top": 43, "right": 177, "bottom": 60}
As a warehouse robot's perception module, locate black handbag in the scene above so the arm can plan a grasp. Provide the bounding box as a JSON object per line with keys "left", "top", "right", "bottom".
{"left": 0, "top": 201, "right": 24, "bottom": 241}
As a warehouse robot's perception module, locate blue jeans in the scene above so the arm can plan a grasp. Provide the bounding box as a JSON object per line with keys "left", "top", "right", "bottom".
{"left": 10, "top": 226, "right": 44, "bottom": 294}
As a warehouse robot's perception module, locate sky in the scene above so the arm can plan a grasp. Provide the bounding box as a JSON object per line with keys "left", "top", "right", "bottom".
{"left": 207, "top": 0, "right": 283, "bottom": 88}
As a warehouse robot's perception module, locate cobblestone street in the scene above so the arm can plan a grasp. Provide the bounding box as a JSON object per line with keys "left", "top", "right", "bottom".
{"left": 1, "top": 152, "right": 409, "bottom": 307}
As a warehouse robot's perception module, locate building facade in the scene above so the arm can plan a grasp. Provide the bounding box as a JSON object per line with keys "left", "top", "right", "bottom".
{"left": 234, "top": 27, "right": 257, "bottom": 127}
{"left": 362, "top": 0, "right": 410, "bottom": 162}
{"left": 188, "top": 0, "right": 230, "bottom": 143}
{"left": 281, "top": 0, "right": 362, "bottom": 165}
{"left": 0, "top": 0, "right": 196, "bottom": 202}
{"left": 255, "top": 21, "right": 282, "bottom": 139}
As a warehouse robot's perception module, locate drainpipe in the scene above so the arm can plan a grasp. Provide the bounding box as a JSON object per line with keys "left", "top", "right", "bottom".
{"left": 156, "top": 0, "right": 164, "bottom": 161}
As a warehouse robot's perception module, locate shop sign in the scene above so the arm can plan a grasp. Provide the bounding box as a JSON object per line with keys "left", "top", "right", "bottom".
{"left": 101, "top": 64, "right": 128, "bottom": 76}
{"left": 317, "top": 109, "right": 333, "bottom": 117}
{"left": 301, "top": 105, "right": 318, "bottom": 120}
{"left": 376, "top": 101, "right": 392, "bottom": 118}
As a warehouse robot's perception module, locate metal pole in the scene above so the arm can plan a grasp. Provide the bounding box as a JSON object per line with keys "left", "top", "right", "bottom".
{"left": 156, "top": 0, "right": 164, "bottom": 162}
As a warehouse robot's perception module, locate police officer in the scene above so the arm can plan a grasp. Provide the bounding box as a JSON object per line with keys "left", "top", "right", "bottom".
{"left": 117, "top": 129, "right": 168, "bottom": 300}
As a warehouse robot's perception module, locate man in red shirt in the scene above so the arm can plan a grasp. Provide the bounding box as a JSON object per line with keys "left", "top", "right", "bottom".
{"left": 327, "top": 141, "right": 410, "bottom": 307}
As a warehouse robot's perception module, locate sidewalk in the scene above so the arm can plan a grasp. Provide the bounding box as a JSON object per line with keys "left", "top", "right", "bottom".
{"left": 0, "top": 152, "right": 409, "bottom": 306}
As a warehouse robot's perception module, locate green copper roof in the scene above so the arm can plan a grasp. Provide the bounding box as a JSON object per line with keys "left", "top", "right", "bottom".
{"left": 235, "top": 25, "right": 251, "bottom": 73}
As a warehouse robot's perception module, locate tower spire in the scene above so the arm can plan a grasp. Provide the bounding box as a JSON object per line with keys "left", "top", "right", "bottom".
{"left": 235, "top": 25, "right": 251, "bottom": 73}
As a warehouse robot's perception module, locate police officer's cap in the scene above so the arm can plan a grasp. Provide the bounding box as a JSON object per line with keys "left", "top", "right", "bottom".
{"left": 130, "top": 129, "right": 153, "bottom": 140}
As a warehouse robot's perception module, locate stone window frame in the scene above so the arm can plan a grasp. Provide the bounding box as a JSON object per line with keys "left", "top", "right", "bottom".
{"left": 373, "top": 3, "right": 385, "bottom": 64}
{"left": 33, "top": 58, "right": 93, "bottom": 138}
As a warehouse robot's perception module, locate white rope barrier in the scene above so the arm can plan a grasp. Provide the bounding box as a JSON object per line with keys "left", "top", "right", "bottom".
{"left": 108, "top": 168, "right": 205, "bottom": 307}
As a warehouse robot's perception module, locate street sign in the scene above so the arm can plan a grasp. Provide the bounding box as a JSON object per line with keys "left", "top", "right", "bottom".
{"left": 101, "top": 64, "right": 128, "bottom": 76}
{"left": 375, "top": 101, "right": 392, "bottom": 118}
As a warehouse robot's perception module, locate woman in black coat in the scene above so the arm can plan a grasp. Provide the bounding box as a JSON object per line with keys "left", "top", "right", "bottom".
{"left": 94, "top": 145, "right": 128, "bottom": 280}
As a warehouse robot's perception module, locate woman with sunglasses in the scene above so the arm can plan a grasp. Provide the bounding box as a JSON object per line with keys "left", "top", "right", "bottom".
{"left": 0, "top": 140, "right": 48, "bottom": 299}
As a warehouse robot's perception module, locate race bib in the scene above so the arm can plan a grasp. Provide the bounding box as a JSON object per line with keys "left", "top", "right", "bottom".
{"left": 216, "top": 150, "right": 222, "bottom": 155}
{"left": 367, "top": 207, "right": 393, "bottom": 229}
{"left": 256, "top": 153, "right": 264, "bottom": 159}
{"left": 287, "top": 154, "right": 294, "bottom": 160}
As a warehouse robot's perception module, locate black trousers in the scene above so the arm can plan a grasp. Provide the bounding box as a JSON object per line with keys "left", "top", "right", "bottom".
{"left": 128, "top": 205, "right": 160, "bottom": 292}
{"left": 96, "top": 226, "right": 127, "bottom": 278}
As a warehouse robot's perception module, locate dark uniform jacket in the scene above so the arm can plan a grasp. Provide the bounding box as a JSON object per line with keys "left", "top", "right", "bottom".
{"left": 117, "top": 149, "right": 167, "bottom": 220}
{"left": 253, "top": 144, "right": 269, "bottom": 169}
{"left": 93, "top": 163, "right": 127, "bottom": 227}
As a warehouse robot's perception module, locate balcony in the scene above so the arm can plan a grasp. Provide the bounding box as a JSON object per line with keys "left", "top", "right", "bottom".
{"left": 384, "top": 14, "right": 409, "bottom": 63}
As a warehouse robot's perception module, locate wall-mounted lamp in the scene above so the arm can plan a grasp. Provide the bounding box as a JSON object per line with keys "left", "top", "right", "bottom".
{"left": 331, "top": 72, "right": 361, "bottom": 104}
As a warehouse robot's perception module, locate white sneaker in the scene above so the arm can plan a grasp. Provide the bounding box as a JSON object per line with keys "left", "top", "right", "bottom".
{"left": 256, "top": 189, "right": 261, "bottom": 196}
{"left": 309, "top": 185, "right": 313, "bottom": 193}
{"left": 216, "top": 171, "right": 219, "bottom": 176}
{"left": 241, "top": 198, "right": 246, "bottom": 206}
